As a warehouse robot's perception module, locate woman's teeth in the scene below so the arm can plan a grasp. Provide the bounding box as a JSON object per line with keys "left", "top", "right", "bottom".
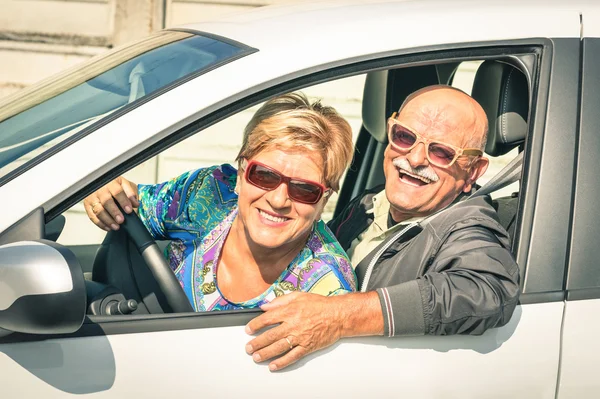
{"left": 259, "top": 209, "right": 288, "bottom": 223}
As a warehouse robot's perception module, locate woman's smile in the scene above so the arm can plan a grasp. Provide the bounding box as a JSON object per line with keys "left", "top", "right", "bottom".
{"left": 257, "top": 208, "right": 291, "bottom": 225}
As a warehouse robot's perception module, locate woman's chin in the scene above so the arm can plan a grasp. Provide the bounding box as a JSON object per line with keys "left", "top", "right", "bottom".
{"left": 251, "top": 237, "right": 286, "bottom": 250}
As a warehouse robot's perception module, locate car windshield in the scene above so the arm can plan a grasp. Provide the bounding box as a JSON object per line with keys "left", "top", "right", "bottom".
{"left": 0, "top": 30, "right": 247, "bottom": 181}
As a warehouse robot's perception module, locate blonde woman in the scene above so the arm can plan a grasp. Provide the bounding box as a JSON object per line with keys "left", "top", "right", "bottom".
{"left": 84, "top": 93, "right": 356, "bottom": 311}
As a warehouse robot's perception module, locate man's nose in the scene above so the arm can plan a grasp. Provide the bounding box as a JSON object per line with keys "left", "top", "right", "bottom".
{"left": 406, "top": 142, "right": 429, "bottom": 167}
{"left": 265, "top": 183, "right": 292, "bottom": 208}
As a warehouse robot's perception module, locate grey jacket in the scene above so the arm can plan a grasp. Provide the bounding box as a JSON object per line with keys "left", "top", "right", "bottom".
{"left": 328, "top": 187, "right": 520, "bottom": 337}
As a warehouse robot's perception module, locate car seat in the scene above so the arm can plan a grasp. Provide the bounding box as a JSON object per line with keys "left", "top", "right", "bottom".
{"left": 471, "top": 60, "right": 529, "bottom": 244}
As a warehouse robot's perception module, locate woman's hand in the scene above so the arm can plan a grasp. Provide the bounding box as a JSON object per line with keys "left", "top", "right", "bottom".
{"left": 84, "top": 176, "right": 139, "bottom": 231}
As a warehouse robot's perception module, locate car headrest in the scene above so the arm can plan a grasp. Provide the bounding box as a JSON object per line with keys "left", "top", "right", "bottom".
{"left": 362, "top": 65, "right": 439, "bottom": 143}
{"left": 471, "top": 61, "right": 529, "bottom": 156}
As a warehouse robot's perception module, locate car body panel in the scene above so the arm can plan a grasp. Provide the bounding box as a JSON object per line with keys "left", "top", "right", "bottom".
{"left": 0, "top": 303, "right": 562, "bottom": 398}
{"left": 0, "top": 1, "right": 595, "bottom": 397}
{"left": 557, "top": 299, "right": 600, "bottom": 398}
{"left": 557, "top": 36, "right": 600, "bottom": 399}
{"left": 182, "top": 0, "right": 584, "bottom": 49}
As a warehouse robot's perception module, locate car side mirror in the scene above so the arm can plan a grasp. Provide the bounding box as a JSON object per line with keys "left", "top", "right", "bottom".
{"left": 0, "top": 240, "right": 86, "bottom": 337}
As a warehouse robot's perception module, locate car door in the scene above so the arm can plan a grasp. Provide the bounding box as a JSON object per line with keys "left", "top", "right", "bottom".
{"left": 556, "top": 34, "right": 600, "bottom": 398}
{"left": 0, "top": 35, "right": 579, "bottom": 398}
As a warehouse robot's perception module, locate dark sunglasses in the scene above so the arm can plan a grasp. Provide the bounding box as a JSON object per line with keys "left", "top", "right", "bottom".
{"left": 243, "top": 160, "right": 330, "bottom": 204}
{"left": 387, "top": 112, "right": 483, "bottom": 168}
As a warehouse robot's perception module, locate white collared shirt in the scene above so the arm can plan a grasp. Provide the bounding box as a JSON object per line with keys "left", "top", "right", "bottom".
{"left": 346, "top": 190, "right": 423, "bottom": 267}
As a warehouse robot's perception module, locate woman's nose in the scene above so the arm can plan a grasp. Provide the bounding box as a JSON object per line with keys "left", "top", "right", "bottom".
{"left": 265, "top": 183, "right": 292, "bottom": 208}
{"left": 406, "top": 142, "right": 429, "bottom": 167}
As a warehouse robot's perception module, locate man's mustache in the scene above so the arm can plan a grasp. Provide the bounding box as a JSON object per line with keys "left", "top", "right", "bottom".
{"left": 392, "top": 157, "right": 440, "bottom": 183}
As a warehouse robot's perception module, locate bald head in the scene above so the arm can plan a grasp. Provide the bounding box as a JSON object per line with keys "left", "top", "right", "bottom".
{"left": 398, "top": 85, "right": 489, "bottom": 151}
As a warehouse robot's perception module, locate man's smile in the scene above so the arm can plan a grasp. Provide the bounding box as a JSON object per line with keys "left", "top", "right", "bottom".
{"left": 397, "top": 168, "right": 432, "bottom": 187}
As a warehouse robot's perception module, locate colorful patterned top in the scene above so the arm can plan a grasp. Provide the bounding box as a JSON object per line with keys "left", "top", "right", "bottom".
{"left": 137, "top": 164, "right": 357, "bottom": 311}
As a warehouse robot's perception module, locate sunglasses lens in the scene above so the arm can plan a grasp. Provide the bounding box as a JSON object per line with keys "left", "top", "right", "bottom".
{"left": 428, "top": 143, "right": 457, "bottom": 166}
{"left": 390, "top": 124, "right": 417, "bottom": 148}
{"left": 288, "top": 180, "right": 322, "bottom": 204}
{"left": 248, "top": 164, "right": 281, "bottom": 189}
{"left": 246, "top": 162, "right": 324, "bottom": 204}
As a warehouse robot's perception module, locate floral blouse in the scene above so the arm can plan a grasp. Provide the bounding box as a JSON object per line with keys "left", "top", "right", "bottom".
{"left": 137, "top": 164, "right": 357, "bottom": 311}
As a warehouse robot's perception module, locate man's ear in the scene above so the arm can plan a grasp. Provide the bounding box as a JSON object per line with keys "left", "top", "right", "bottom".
{"left": 463, "top": 156, "right": 489, "bottom": 193}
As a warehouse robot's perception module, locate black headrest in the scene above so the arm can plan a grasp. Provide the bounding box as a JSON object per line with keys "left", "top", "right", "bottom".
{"left": 471, "top": 61, "right": 529, "bottom": 156}
{"left": 362, "top": 65, "right": 440, "bottom": 143}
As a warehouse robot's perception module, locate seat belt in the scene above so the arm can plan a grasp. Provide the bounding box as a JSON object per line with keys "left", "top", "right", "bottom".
{"left": 469, "top": 151, "right": 523, "bottom": 199}
{"left": 359, "top": 151, "right": 524, "bottom": 292}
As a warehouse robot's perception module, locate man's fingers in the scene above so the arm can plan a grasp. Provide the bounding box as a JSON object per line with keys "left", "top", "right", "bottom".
{"left": 260, "top": 292, "right": 300, "bottom": 311}
{"left": 245, "top": 309, "right": 283, "bottom": 335}
{"left": 246, "top": 323, "right": 286, "bottom": 354}
{"left": 250, "top": 336, "right": 294, "bottom": 364}
{"left": 268, "top": 346, "right": 308, "bottom": 372}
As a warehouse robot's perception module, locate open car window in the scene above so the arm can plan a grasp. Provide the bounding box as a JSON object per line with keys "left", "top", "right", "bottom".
{"left": 0, "top": 30, "right": 248, "bottom": 180}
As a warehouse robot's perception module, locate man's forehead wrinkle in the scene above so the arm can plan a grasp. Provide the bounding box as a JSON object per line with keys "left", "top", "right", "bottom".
{"left": 397, "top": 87, "right": 488, "bottom": 148}
{"left": 401, "top": 103, "right": 468, "bottom": 135}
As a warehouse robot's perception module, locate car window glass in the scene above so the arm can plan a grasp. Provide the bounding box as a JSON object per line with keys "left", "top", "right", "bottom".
{"left": 0, "top": 31, "right": 245, "bottom": 180}
{"left": 56, "top": 74, "right": 366, "bottom": 246}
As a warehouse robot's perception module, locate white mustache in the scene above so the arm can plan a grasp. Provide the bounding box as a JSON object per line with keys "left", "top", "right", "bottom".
{"left": 392, "top": 157, "right": 440, "bottom": 183}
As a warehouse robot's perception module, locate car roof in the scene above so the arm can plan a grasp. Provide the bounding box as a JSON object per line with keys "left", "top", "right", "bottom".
{"left": 178, "top": 0, "right": 597, "bottom": 51}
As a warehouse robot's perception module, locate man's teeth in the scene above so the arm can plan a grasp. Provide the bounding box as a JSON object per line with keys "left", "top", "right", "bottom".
{"left": 399, "top": 170, "right": 432, "bottom": 184}
{"left": 259, "top": 210, "right": 288, "bottom": 223}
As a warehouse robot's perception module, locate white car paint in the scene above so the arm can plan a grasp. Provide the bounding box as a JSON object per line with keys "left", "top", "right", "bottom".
{"left": 0, "top": 1, "right": 596, "bottom": 398}
{"left": 0, "top": 303, "right": 561, "bottom": 398}
{"left": 556, "top": 299, "right": 600, "bottom": 398}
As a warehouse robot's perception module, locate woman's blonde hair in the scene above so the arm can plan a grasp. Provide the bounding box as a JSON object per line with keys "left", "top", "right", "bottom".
{"left": 236, "top": 93, "right": 353, "bottom": 192}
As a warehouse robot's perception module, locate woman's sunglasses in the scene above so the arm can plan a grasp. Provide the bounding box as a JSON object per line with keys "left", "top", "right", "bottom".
{"left": 387, "top": 112, "right": 483, "bottom": 168}
{"left": 243, "top": 160, "right": 330, "bottom": 204}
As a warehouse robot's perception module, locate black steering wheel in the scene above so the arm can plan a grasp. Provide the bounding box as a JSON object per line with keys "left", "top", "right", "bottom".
{"left": 116, "top": 203, "right": 194, "bottom": 313}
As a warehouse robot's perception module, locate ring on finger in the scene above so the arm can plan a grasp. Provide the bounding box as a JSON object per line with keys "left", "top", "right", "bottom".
{"left": 91, "top": 201, "right": 101, "bottom": 214}
{"left": 285, "top": 336, "right": 293, "bottom": 350}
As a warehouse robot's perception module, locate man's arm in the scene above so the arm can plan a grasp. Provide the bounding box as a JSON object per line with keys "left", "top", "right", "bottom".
{"left": 245, "top": 291, "right": 383, "bottom": 371}
{"left": 245, "top": 226, "right": 520, "bottom": 370}
{"left": 407, "top": 226, "right": 520, "bottom": 336}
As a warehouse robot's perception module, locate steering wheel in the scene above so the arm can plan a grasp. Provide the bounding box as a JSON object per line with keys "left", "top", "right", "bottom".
{"left": 116, "top": 203, "right": 194, "bottom": 313}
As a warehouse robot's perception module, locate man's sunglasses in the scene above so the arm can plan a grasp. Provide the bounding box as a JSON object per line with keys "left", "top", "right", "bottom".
{"left": 387, "top": 112, "right": 483, "bottom": 168}
{"left": 243, "top": 160, "right": 330, "bottom": 204}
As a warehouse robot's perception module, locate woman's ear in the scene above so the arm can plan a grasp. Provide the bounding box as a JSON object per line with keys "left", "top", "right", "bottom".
{"left": 314, "top": 192, "right": 332, "bottom": 221}
{"left": 234, "top": 174, "right": 241, "bottom": 195}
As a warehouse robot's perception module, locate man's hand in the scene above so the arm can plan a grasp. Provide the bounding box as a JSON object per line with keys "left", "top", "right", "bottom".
{"left": 245, "top": 291, "right": 383, "bottom": 371}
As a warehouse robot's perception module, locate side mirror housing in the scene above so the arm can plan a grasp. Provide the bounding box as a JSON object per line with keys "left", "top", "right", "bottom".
{"left": 0, "top": 240, "right": 86, "bottom": 337}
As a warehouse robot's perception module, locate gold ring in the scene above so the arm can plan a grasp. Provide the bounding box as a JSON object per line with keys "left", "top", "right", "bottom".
{"left": 285, "top": 336, "right": 293, "bottom": 350}
{"left": 91, "top": 202, "right": 101, "bottom": 213}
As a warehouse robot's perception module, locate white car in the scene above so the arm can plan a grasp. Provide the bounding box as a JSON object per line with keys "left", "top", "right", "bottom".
{"left": 0, "top": 0, "right": 598, "bottom": 397}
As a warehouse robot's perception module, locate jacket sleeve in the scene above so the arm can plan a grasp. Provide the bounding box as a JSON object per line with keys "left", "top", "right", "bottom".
{"left": 375, "top": 225, "right": 520, "bottom": 336}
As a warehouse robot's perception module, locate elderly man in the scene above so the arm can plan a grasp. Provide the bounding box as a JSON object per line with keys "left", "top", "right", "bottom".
{"left": 245, "top": 85, "right": 520, "bottom": 371}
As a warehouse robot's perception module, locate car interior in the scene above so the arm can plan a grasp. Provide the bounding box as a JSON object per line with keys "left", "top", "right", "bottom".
{"left": 0, "top": 57, "right": 531, "bottom": 318}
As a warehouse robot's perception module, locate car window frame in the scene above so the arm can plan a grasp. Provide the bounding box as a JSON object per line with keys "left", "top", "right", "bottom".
{"left": 565, "top": 37, "right": 600, "bottom": 301}
{"left": 0, "top": 29, "right": 258, "bottom": 189}
{"left": 1, "top": 38, "right": 571, "bottom": 343}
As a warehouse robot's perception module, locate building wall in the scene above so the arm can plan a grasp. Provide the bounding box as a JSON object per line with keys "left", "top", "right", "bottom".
{"left": 0, "top": 1, "right": 504, "bottom": 246}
